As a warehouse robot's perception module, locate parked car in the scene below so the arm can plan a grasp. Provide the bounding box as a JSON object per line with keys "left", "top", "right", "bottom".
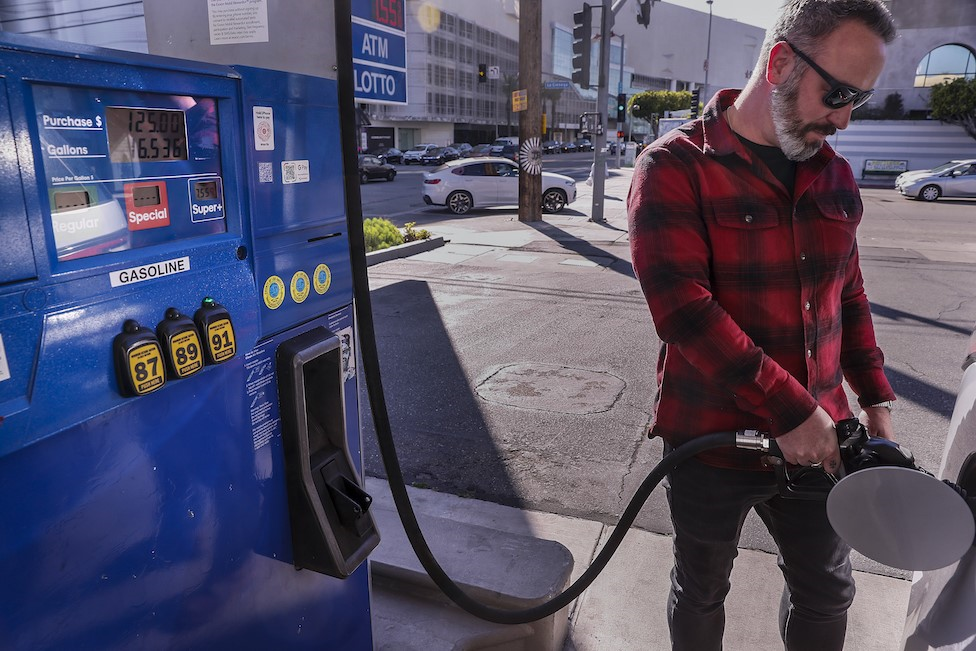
{"left": 497, "top": 143, "right": 519, "bottom": 162}
{"left": 561, "top": 141, "right": 578, "bottom": 153}
{"left": 542, "top": 140, "right": 561, "bottom": 154}
{"left": 449, "top": 143, "right": 473, "bottom": 157}
{"left": 895, "top": 159, "right": 976, "bottom": 202}
{"left": 358, "top": 154, "right": 396, "bottom": 183}
{"left": 402, "top": 144, "right": 438, "bottom": 165}
{"left": 422, "top": 157, "right": 577, "bottom": 215}
{"left": 421, "top": 146, "right": 461, "bottom": 166}
{"left": 372, "top": 147, "right": 402, "bottom": 164}
{"left": 574, "top": 138, "right": 594, "bottom": 152}
{"left": 490, "top": 137, "right": 519, "bottom": 154}
{"left": 469, "top": 144, "right": 493, "bottom": 157}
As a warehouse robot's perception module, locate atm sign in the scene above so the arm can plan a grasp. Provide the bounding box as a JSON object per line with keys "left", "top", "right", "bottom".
{"left": 124, "top": 182, "right": 170, "bottom": 231}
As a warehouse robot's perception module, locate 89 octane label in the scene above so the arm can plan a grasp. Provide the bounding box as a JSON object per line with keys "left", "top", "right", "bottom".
{"left": 170, "top": 330, "right": 203, "bottom": 377}
{"left": 207, "top": 319, "right": 237, "bottom": 362}
{"left": 128, "top": 342, "right": 165, "bottom": 394}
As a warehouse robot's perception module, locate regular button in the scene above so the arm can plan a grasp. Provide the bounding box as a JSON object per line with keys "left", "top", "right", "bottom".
{"left": 744, "top": 214, "right": 753, "bottom": 223}
{"left": 807, "top": 349, "right": 813, "bottom": 358}
{"left": 800, "top": 252, "right": 807, "bottom": 261}
{"left": 805, "top": 301, "right": 811, "bottom": 311}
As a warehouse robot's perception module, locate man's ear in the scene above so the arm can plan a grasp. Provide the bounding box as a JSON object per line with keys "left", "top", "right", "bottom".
{"left": 766, "top": 41, "right": 794, "bottom": 85}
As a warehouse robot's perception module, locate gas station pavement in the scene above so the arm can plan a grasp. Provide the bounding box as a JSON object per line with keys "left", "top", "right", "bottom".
{"left": 364, "top": 166, "right": 914, "bottom": 650}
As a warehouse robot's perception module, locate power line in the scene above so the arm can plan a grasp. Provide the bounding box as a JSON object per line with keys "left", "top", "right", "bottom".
{"left": 18, "top": 13, "right": 144, "bottom": 35}
{"left": 1, "top": 1, "right": 142, "bottom": 23}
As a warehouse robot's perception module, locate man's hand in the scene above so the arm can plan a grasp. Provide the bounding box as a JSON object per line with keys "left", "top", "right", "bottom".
{"left": 774, "top": 406, "right": 841, "bottom": 473}
{"left": 859, "top": 406, "right": 895, "bottom": 441}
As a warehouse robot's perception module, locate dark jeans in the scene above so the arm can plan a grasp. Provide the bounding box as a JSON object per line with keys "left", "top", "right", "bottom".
{"left": 664, "top": 454, "right": 855, "bottom": 651}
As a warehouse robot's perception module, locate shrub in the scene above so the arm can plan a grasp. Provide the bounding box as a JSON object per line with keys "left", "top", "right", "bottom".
{"left": 402, "top": 221, "right": 431, "bottom": 243}
{"left": 363, "top": 217, "right": 404, "bottom": 252}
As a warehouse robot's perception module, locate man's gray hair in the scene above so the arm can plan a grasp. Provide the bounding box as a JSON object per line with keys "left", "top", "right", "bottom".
{"left": 752, "top": 0, "right": 897, "bottom": 81}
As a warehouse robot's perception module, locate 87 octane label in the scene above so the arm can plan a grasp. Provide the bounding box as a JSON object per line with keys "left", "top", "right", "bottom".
{"left": 128, "top": 342, "right": 165, "bottom": 394}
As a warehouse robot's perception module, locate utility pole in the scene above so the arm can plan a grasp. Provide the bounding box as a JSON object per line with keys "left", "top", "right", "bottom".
{"left": 589, "top": 0, "right": 613, "bottom": 223}
{"left": 703, "top": 0, "right": 714, "bottom": 103}
{"left": 518, "top": 0, "right": 542, "bottom": 222}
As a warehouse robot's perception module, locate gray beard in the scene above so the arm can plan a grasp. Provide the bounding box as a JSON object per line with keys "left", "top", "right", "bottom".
{"left": 770, "top": 77, "right": 824, "bottom": 162}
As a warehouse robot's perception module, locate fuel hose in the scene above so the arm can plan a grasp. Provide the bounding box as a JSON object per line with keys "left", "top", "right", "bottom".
{"left": 330, "top": 0, "right": 740, "bottom": 624}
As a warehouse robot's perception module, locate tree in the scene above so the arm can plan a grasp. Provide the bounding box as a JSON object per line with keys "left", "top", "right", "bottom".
{"left": 930, "top": 77, "right": 976, "bottom": 140}
{"left": 881, "top": 92, "right": 904, "bottom": 119}
{"left": 629, "top": 90, "right": 692, "bottom": 136}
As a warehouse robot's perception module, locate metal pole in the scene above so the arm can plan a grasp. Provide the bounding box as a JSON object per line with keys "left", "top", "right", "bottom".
{"left": 703, "top": 0, "right": 713, "bottom": 102}
{"left": 590, "top": 0, "right": 612, "bottom": 223}
{"left": 616, "top": 33, "right": 623, "bottom": 168}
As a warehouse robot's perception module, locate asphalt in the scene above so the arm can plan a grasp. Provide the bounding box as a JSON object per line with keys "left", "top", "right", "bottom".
{"left": 363, "top": 164, "right": 913, "bottom": 650}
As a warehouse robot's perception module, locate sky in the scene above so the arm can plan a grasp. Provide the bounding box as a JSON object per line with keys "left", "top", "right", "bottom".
{"left": 661, "top": 0, "right": 786, "bottom": 30}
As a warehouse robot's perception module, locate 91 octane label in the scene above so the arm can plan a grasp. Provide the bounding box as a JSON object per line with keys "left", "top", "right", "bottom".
{"left": 170, "top": 330, "right": 203, "bottom": 377}
{"left": 206, "top": 319, "right": 236, "bottom": 362}
{"left": 128, "top": 341, "right": 165, "bottom": 394}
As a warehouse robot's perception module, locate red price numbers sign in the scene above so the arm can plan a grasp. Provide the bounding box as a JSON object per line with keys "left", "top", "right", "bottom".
{"left": 373, "top": 0, "right": 403, "bottom": 29}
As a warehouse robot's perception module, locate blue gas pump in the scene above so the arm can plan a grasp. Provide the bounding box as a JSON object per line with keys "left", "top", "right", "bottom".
{"left": 0, "top": 33, "right": 376, "bottom": 650}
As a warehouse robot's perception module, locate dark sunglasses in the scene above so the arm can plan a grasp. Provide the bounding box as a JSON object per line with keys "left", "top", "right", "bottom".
{"left": 784, "top": 40, "right": 875, "bottom": 110}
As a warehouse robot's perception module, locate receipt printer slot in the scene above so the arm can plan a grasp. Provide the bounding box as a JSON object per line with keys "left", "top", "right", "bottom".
{"left": 277, "top": 327, "right": 379, "bottom": 578}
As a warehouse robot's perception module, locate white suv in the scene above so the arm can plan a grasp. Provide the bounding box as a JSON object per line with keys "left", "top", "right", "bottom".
{"left": 402, "top": 144, "right": 438, "bottom": 165}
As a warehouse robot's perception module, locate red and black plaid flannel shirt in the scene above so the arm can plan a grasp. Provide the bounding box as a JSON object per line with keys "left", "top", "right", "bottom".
{"left": 627, "top": 90, "right": 895, "bottom": 470}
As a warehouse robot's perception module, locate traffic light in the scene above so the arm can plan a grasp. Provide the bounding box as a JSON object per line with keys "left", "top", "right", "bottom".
{"left": 571, "top": 4, "right": 592, "bottom": 89}
{"left": 478, "top": 63, "right": 487, "bottom": 83}
{"left": 616, "top": 93, "right": 627, "bottom": 123}
{"left": 690, "top": 88, "right": 700, "bottom": 118}
{"left": 636, "top": 0, "right": 652, "bottom": 27}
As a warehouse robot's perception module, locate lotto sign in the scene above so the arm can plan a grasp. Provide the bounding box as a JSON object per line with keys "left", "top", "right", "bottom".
{"left": 352, "top": 0, "right": 407, "bottom": 105}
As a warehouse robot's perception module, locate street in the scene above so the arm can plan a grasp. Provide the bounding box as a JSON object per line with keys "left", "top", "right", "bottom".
{"left": 359, "top": 151, "right": 601, "bottom": 223}
{"left": 359, "top": 166, "right": 976, "bottom": 578}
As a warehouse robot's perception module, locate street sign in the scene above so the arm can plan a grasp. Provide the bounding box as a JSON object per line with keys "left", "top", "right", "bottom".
{"left": 352, "top": 0, "right": 407, "bottom": 105}
{"left": 488, "top": 65, "right": 500, "bottom": 80}
{"left": 544, "top": 80, "right": 571, "bottom": 89}
{"left": 512, "top": 89, "right": 527, "bottom": 112}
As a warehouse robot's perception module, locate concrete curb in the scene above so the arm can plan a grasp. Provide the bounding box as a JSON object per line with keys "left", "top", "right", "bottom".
{"left": 366, "top": 235, "right": 446, "bottom": 266}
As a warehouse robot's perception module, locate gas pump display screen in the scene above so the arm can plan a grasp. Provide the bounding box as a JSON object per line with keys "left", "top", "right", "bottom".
{"left": 105, "top": 107, "right": 188, "bottom": 162}
{"left": 193, "top": 180, "right": 219, "bottom": 201}
{"left": 53, "top": 190, "right": 92, "bottom": 211}
{"left": 33, "top": 84, "right": 227, "bottom": 262}
{"left": 131, "top": 184, "right": 161, "bottom": 207}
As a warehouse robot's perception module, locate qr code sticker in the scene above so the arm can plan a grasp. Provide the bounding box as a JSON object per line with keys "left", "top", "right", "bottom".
{"left": 258, "top": 162, "right": 273, "bottom": 183}
{"left": 282, "top": 162, "right": 296, "bottom": 183}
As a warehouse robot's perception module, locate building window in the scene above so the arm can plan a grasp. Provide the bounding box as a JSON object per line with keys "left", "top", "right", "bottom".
{"left": 553, "top": 26, "right": 572, "bottom": 79}
{"left": 914, "top": 44, "right": 976, "bottom": 87}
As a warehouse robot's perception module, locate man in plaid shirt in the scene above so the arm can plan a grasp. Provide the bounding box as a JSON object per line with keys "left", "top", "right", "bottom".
{"left": 627, "top": 1, "right": 897, "bottom": 649}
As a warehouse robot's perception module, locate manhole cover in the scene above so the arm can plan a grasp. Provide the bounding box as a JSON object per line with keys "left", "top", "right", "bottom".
{"left": 476, "top": 363, "right": 624, "bottom": 414}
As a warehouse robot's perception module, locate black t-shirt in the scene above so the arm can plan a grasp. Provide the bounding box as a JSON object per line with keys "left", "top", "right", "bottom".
{"left": 739, "top": 136, "right": 796, "bottom": 195}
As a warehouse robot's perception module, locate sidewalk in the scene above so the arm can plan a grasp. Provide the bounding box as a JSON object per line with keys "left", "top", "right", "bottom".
{"left": 365, "top": 163, "right": 914, "bottom": 650}
{"left": 367, "top": 478, "right": 910, "bottom": 651}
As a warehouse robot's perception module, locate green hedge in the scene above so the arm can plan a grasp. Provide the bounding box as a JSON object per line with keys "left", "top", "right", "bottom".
{"left": 363, "top": 217, "right": 404, "bottom": 252}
